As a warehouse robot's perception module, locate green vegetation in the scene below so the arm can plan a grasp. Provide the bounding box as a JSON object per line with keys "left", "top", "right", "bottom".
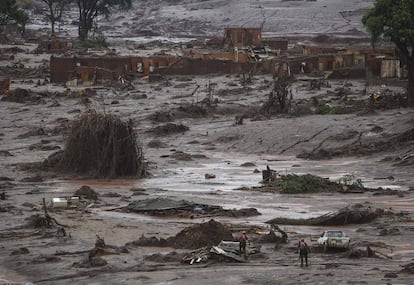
{"left": 0, "top": 0, "right": 29, "bottom": 32}
{"left": 315, "top": 104, "right": 346, "bottom": 115}
{"left": 363, "top": 0, "right": 414, "bottom": 107}
{"left": 264, "top": 174, "right": 340, "bottom": 194}
{"left": 337, "top": 174, "right": 364, "bottom": 189}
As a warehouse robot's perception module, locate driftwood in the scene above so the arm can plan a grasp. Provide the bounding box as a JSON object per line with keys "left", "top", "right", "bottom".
{"left": 261, "top": 76, "right": 293, "bottom": 115}
{"left": 270, "top": 224, "right": 288, "bottom": 243}
{"left": 32, "top": 198, "right": 67, "bottom": 228}
{"left": 266, "top": 204, "right": 380, "bottom": 226}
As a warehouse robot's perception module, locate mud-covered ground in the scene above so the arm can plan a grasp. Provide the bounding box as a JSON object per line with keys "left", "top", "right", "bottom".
{"left": 1, "top": 42, "right": 414, "bottom": 285}
{"left": 27, "top": 0, "right": 374, "bottom": 41}
{"left": 1, "top": 0, "right": 414, "bottom": 284}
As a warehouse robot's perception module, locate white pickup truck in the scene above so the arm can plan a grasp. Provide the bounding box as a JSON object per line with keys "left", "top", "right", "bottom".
{"left": 317, "top": 230, "right": 350, "bottom": 252}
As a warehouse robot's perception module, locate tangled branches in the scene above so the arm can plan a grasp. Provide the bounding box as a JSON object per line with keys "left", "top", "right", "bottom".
{"left": 59, "top": 111, "right": 146, "bottom": 178}
{"left": 261, "top": 76, "right": 293, "bottom": 115}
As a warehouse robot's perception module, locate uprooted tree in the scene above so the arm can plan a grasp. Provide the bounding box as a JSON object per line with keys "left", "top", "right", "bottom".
{"left": 362, "top": 0, "right": 414, "bottom": 107}
{"left": 261, "top": 75, "right": 293, "bottom": 115}
{"left": 59, "top": 111, "right": 146, "bottom": 178}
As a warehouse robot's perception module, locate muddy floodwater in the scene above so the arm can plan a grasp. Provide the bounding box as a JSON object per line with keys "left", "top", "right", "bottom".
{"left": 1, "top": 69, "right": 413, "bottom": 284}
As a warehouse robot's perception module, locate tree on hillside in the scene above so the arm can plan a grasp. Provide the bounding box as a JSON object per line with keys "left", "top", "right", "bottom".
{"left": 0, "top": 0, "right": 29, "bottom": 32}
{"left": 362, "top": 0, "right": 414, "bottom": 107}
{"left": 41, "top": 0, "right": 70, "bottom": 36}
{"left": 75, "top": 0, "right": 132, "bottom": 41}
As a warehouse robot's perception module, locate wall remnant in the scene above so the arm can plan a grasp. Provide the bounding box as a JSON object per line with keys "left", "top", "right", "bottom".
{"left": 224, "top": 28, "right": 262, "bottom": 48}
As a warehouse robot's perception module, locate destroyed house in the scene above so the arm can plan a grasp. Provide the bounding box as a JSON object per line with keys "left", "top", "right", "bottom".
{"left": 262, "top": 39, "right": 288, "bottom": 51}
{"left": 181, "top": 50, "right": 250, "bottom": 63}
{"left": 50, "top": 55, "right": 261, "bottom": 84}
{"left": 367, "top": 57, "right": 401, "bottom": 79}
{"left": 224, "top": 28, "right": 262, "bottom": 48}
{"left": 50, "top": 56, "right": 133, "bottom": 83}
{"left": 161, "top": 57, "right": 257, "bottom": 75}
{"left": 265, "top": 56, "right": 320, "bottom": 76}
{"left": 37, "top": 39, "right": 69, "bottom": 53}
{"left": 303, "top": 45, "right": 346, "bottom": 56}
{"left": 50, "top": 56, "right": 180, "bottom": 83}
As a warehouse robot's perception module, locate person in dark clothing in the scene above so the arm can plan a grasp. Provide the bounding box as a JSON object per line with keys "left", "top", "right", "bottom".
{"left": 238, "top": 231, "right": 249, "bottom": 256}
{"left": 297, "top": 238, "right": 309, "bottom": 267}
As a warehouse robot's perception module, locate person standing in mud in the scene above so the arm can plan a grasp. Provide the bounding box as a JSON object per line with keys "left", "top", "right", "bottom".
{"left": 238, "top": 230, "right": 249, "bottom": 256}
{"left": 297, "top": 237, "right": 310, "bottom": 267}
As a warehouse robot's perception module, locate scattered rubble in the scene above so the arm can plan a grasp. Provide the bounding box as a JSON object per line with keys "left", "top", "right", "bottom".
{"left": 10, "top": 247, "right": 30, "bottom": 255}
{"left": 1, "top": 88, "right": 44, "bottom": 104}
{"left": 401, "top": 262, "right": 414, "bottom": 274}
{"left": 126, "top": 219, "right": 234, "bottom": 250}
{"left": 145, "top": 251, "right": 185, "bottom": 263}
{"left": 17, "top": 128, "right": 47, "bottom": 139}
{"left": 124, "top": 198, "right": 260, "bottom": 218}
{"left": 147, "top": 139, "right": 168, "bottom": 148}
{"left": 246, "top": 173, "right": 367, "bottom": 194}
{"left": 73, "top": 256, "right": 108, "bottom": 268}
{"left": 20, "top": 175, "right": 44, "bottom": 183}
{"left": 74, "top": 185, "right": 99, "bottom": 201}
{"left": 149, "top": 123, "right": 189, "bottom": 136}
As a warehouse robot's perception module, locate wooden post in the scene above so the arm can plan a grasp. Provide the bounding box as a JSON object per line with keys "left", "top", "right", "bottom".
{"left": 43, "top": 197, "right": 48, "bottom": 216}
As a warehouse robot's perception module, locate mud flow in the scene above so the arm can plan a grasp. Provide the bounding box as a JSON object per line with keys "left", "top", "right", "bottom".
{"left": 1, "top": 0, "right": 414, "bottom": 284}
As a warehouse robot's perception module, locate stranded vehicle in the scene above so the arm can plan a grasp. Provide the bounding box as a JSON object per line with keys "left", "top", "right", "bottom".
{"left": 317, "top": 230, "right": 350, "bottom": 252}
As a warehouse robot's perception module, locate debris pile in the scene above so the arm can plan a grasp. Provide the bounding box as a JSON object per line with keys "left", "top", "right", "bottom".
{"left": 182, "top": 247, "right": 210, "bottom": 264}
{"left": 401, "top": 262, "right": 414, "bottom": 274}
{"left": 147, "top": 139, "right": 168, "bottom": 148}
{"left": 368, "top": 89, "right": 408, "bottom": 109}
{"left": 74, "top": 235, "right": 127, "bottom": 268}
{"left": 345, "top": 246, "right": 376, "bottom": 259}
{"left": 256, "top": 225, "right": 288, "bottom": 243}
{"left": 261, "top": 76, "right": 293, "bottom": 115}
{"left": 126, "top": 219, "right": 234, "bottom": 249}
{"left": 168, "top": 151, "right": 207, "bottom": 161}
{"left": 74, "top": 185, "right": 99, "bottom": 200}
{"left": 59, "top": 111, "right": 146, "bottom": 178}
{"left": 124, "top": 198, "right": 260, "bottom": 218}
{"left": 144, "top": 251, "right": 185, "bottom": 263}
{"left": 149, "top": 123, "right": 189, "bottom": 136}
{"left": 255, "top": 173, "right": 351, "bottom": 194}
{"left": 266, "top": 203, "right": 381, "bottom": 225}
{"left": 17, "top": 128, "right": 47, "bottom": 139}
{"left": 176, "top": 103, "right": 208, "bottom": 118}
{"left": 182, "top": 241, "right": 261, "bottom": 264}
{"left": 1, "top": 88, "right": 44, "bottom": 104}
{"left": 148, "top": 111, "right": 175, "bottom": 122}
{"left": 170, "top": 220, "right": 234, "bottom": 249}
{"left": 10, "top": 247, "right": 30, "bottom": 255}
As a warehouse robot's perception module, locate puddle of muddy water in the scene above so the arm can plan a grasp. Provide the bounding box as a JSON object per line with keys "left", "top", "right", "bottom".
{"left": 139, "top": 152, "right": 404, "bottom": 192}
{"left": 51, "top": 152, "right": 408, "bottom": 224}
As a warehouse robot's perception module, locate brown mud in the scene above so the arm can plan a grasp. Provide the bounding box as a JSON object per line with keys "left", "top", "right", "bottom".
{"left": 1, "top": 0, "right": 414, "bottom": 284}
